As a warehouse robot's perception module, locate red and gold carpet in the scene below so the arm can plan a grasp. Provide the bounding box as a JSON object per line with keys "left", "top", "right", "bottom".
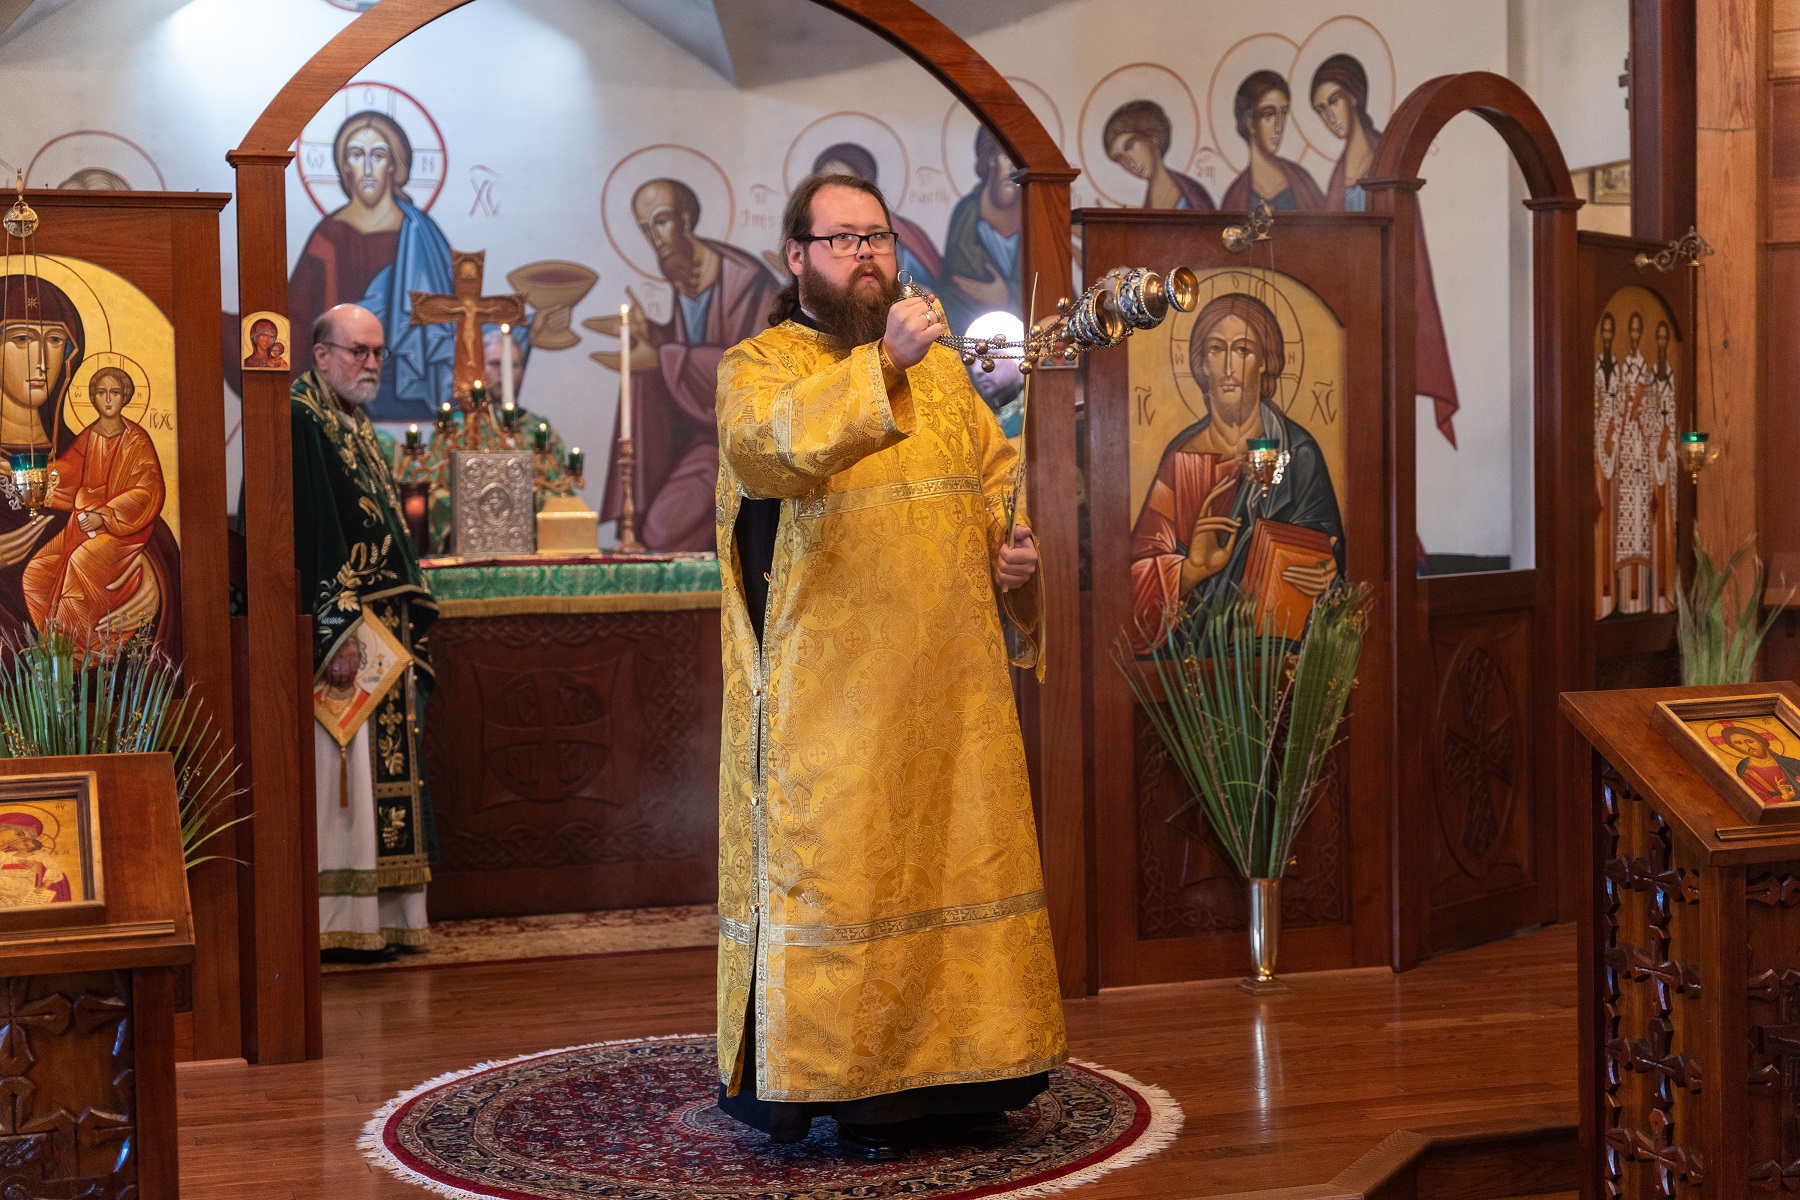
{"left": 361, "top": 1034, "right": 1180, "bottom": 1199}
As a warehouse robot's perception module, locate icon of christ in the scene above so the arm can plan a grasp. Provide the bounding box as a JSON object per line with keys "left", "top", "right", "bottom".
{"left": 1127, "top": 292, "right": 1344, "bottom": 654}
{"left": 23, "top": 363, "right": 167, "bottom": 654}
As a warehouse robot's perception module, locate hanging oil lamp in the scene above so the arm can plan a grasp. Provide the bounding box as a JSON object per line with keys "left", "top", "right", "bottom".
{"left": 0, "top": 171, "right": 55, "bottom": 518}
{"left": 1678, "top": 431, "right": 1714, "bottom": 485}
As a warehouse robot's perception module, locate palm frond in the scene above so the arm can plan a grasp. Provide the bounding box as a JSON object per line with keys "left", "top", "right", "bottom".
{"left": 1678, "top": 541, "right": 1789, "bottom": 685}
{"left": 1119, "top": 582, "right": 1370, "bottom": 881}
{"left": 0, "top": 623, "right": 248, "bottom": 870}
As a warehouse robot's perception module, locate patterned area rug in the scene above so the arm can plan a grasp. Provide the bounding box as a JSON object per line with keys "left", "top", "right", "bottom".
{"left": 322, "top": 906, "right": 718, "bottom": 974}
{"left": 362, "top": 1034, "right": 1180, "bottom": 1199}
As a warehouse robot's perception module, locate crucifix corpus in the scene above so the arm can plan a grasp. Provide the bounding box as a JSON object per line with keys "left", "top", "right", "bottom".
{"left": 411, "top": 249, "right": 527, "bottom": 405}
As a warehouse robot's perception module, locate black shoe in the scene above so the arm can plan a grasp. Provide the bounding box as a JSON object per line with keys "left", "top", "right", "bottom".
{"left": 836, "top": 1121, "right": 903, "bottom": 1162}
{"left": 321, "top": 945, "right": 400, "bottom": 964}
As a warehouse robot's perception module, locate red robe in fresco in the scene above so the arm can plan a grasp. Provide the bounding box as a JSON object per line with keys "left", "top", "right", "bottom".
{"left": 1324, "top": 116, "right": 1460, "bottom": 447}
{"left": 1221, "top": 158, "right": 1327, "bottom": 213}
{"left": 22, "top": 420, "right": 165, "bottom": 649}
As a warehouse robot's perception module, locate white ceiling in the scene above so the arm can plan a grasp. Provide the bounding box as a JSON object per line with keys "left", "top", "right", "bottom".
{"left": 613, "top": 0, "right": 1078, "bottom": 88}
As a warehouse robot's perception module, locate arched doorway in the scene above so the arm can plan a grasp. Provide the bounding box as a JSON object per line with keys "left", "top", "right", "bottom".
{"left": 1365, "top": 71, "right": 1583, "bottom": 967}
{"left": 227, "top": 0, "right": 1086, "bottom": 1063}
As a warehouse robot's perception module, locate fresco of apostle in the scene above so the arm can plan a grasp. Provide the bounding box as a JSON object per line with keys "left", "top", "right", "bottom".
{"left": 595, "top": 178, "right": 782, "bottom": 552}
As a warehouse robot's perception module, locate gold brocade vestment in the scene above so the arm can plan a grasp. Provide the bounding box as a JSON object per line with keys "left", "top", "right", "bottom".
{"left": 714, "top": 321, "right": 1067, "bottom": 1103}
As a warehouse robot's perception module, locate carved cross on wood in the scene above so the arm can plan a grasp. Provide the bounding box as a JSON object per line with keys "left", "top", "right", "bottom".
{"left": 410, "top": 249, "right": 526, "bottom": 405}
{"left": 1632, "top": 1015, "right": 1703, "bottom": 1105}
{"left": 0, "top": 983, "right": 70, "bottom": 1083}
{"left": 1632, "top": 945, "right": 1702, "bottom": 1015}
{"left": 1635, "top": 1106, "right": 1706, "bottom": 1196}
{"left": 1442, "top": 648, "right": 1515, "bottom": 859}
{"left": 1751, "top": 966, "right": 1800, "bottom": 1171}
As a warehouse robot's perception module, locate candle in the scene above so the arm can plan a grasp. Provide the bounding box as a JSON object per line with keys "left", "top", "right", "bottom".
{"left": 500, "top": 322, "right": 516, "bottom": 411}
{"left": 534, "top": 421, "right": 550, "bottom": 452}
{"left": 437, "top": 401, "right": 455, "bottom": 428}
{"left": 405, "top": 423, "right": 421, "bottom": 448}
{"left": 469, "top": 379, "right": 488, "bottom": 408}
{"left": 619, "top": 303, "right": 632, "bottom": 444}
{"left": 501, "top": 400, "right": 519, "bottom": 431}
{"left": 568, "top": 446, "right": 584, "bottom": 477}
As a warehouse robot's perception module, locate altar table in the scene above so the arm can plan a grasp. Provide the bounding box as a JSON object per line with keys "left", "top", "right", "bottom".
{"left": 419, "top": 554, "right": 722, "bottom": 919}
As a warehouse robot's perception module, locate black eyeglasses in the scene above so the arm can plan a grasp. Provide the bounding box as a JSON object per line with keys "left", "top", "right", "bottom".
{"left": 321, "top": 342, "right": 389, "bottom": 364}
{"left": 796, "top": 230, "right": 898, "bottom": 257}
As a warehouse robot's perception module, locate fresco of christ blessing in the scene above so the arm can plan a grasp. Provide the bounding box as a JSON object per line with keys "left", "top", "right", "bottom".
{"left": 288, "top": 109, "right": 456, "bottom": 422}
{"left": 597, "top": 177, "right": 782, "bottom": 553}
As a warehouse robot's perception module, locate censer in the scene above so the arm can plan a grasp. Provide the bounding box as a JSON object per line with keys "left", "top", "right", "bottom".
{"left": 899, "top": 262, "right": 1199, "bottom": 373}
{"left": 0, "top": 176, "right": 56, "bottom": 519}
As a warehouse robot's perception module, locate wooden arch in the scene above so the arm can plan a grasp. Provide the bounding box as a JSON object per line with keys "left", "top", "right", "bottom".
{"left": 1363, "top": 71, "right": 1584, "bottom": 969}
{"left": 227, "top": 0, "right": 1086, "bottom": 1065}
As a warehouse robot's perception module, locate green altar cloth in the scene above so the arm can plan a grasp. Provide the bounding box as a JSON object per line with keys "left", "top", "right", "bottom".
{"left": 421, "top": 553, "right": 721, "bottom": 618}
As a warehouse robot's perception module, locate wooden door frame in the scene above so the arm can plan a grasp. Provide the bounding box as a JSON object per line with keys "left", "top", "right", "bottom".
{"left": 227, "top": 0, "right": 1086, "bottom": 1063}
{"left": 1364, "top": 72, "right": 1581, "bottom": 969}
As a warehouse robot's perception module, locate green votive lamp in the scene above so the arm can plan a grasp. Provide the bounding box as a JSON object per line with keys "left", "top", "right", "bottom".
{"left": 1678, "top": 430, "right": 1711, "bottom": 485}
{"left": 534, "top": 422, "right": 550, "bottom": 452}
{"left": 501, "top": 400, "right": 520, "bottom": 431}
{"left": 1246, "top": 437, "right": 1280, "bottom": 489}
{"left": 468, "top": 380, "right": 488, "bottom": 408}
{"left": 436, "top": 401, "right": 455, "bottom": 429}
{"left": 405, "top": 423, "right": 421, "bottom": 449}
{"left": 567, "top": 446, "right": 584, "bottom": 477}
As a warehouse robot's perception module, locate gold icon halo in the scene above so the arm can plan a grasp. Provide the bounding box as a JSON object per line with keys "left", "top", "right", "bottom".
{"left": 68, "top": 351, "right": 152, "bottom": 432}
{"left": 1706, "top": 719, "right": 1788, "bottom": 757}
{"left": 0, "top": 802, "right": 63, "bottom": 849}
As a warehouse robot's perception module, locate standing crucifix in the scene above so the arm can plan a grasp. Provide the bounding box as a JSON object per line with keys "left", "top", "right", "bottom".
{"left": 410, "top": 249, "right": 527, "bottom": 405}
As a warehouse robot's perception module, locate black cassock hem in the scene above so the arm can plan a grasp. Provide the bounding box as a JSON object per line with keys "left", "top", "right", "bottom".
{"left": 715, "top": 987, "right": 1049, "bottom": 1139}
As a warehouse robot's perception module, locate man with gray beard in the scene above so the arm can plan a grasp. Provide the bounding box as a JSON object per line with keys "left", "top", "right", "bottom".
{"left": 293, "top": 303, "right": 438, "bottom": 959}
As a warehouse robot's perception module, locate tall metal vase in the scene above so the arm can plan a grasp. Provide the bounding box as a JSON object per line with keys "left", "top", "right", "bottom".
{"left": 1239, "top": 877, "right": 1291, "bottom": 995}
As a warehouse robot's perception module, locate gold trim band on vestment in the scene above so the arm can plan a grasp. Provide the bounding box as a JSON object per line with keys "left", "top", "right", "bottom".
{"left": 434, "top": 592, "right": 722, "bottom": 619}
{"left": 795, "top": 474, "right": 983, "bottom": 521}
{"left": 760, "top": 889, "right": 1047, "bottom": 948}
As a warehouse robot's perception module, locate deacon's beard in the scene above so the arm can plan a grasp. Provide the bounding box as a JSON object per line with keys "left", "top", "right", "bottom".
{"left": 801, "top": 260, "right": 899, "bottom": 347}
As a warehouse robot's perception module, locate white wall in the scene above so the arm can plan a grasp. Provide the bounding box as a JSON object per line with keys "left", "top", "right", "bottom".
{"left": 0, "top": 0, "right": 1629, "bottom": 557}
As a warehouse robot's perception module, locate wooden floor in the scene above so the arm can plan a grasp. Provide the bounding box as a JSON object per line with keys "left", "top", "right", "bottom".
{"left": 176, "top": 923, "right": 1579, "bottom": 1198}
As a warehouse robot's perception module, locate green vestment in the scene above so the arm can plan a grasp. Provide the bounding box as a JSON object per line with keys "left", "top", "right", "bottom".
{"left": 292, "top": 370, "right": 437, "bottom": 887}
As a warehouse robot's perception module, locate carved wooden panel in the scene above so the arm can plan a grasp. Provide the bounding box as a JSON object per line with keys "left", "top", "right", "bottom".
{"left": 1597, "top": 764, "right": 1704, "bottom": 1198}
{"left": 0, "top": 971, "right": 137, "bottom": 1200}
{"left": 422, "top": 609, "right": 722, "bottom": 918}
{"left": 1133, "top": 707, "right": 1348, "bottom": 940}
{"left": 1426, "top": 608, "right": 1540, "bottom": 939}
{"left": 1745, "top": 859, "right": 1800, "bottom": 1190}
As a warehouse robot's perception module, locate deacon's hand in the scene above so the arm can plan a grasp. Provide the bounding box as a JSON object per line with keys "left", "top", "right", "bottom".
{"left": 882, "top": 295, "right": 942, "bottom": 370}
{"left": 994, "top": 522, "right": 1038, "bottom": 592}
{"left": 326, "top": 643, "right": 360, "bottom": 688}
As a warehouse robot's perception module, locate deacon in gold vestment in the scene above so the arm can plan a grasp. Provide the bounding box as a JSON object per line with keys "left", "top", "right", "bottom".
{"left": 713, "top": 174, "right": 1066, "bottom": 1157}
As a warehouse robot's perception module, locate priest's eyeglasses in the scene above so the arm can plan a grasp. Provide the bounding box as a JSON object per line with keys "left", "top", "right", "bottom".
{"left": 797, "top": 230, "right": 898, "bottom": 257}
{"left": 321, "top": 342, "right": 389, "bottom": 364}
